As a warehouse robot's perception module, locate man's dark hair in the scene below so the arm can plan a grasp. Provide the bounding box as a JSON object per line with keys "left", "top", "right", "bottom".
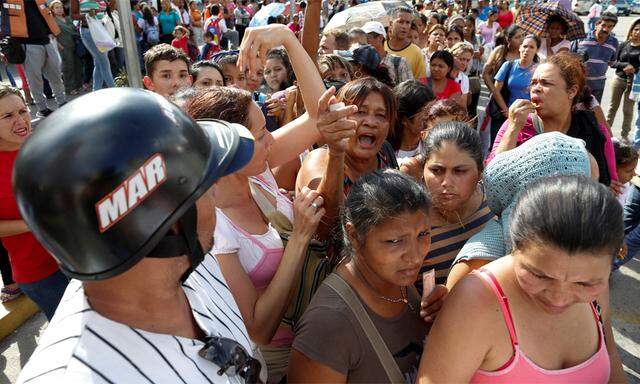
{"left": 546, "top": 14, "right": 569, "bottom": 33}
{"left": 390, "top": 5, "right": 413, "bottom": 18}
{"left": 599, "top": 11, "right": 618, "bottom": 25}
{"left": 144, "top": 43, "right": 190, "bottom": 77}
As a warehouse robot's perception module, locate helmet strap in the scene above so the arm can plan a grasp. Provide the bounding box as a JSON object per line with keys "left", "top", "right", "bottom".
{"left": 148, "top": 205, "right": 205, "bottom": 282}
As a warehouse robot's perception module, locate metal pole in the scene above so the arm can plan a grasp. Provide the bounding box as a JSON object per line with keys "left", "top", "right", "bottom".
{"left": 116, "top": 0, "right": 143, "bottom": 88}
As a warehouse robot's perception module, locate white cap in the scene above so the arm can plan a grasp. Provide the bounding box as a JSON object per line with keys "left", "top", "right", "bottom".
{"left": 362, "top": 21, "right": 387, "bottom": 39}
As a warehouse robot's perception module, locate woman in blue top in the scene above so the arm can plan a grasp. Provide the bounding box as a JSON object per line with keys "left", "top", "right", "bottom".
{"left": 71, "top": 0, "right": 116, "bottom": 90}
{"left": 158, "top": 0, "right": 182, "bottom": 44}
{"left": 491, "top": 34, "right": 540, "bottom": 120}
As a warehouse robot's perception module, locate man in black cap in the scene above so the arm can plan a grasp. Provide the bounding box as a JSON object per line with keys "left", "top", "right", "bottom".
{"left": 16, "top": 88, "right": 264, "bottom": 384}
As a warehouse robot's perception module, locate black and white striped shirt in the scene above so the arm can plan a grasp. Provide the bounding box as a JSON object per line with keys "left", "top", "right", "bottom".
{"left": 17, "top": 255, "right": 263, "bottom": 384}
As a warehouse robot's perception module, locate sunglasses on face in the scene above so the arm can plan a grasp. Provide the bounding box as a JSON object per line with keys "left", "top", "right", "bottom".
{"left": 199, "top": 336, "right": 263, "bottom": 384}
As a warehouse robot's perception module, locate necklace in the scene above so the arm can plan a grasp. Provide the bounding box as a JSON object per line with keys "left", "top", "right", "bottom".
{"left": 436, "top": 207, "right": 466, "bottom": 229}
{"left": 350, "top": 263, "right": 414, "bottom": 311}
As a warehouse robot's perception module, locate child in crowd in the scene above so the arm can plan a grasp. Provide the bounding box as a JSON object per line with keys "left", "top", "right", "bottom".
{"left": 200, "top": 31, "right": 220, "bottom": 60}
{"left": 614, "top": 139, "right": 639, "bottom": 204}
{"left": 615, "top": 140, "right": 640, "bottom": 270}
{"left": 263, "top": 48, "right": 295, "bottom": 95}
{"left": 171, "top": 26, "right": 190, "bottom": 57}
{"left": 288, "top": 14, "right": 302, "bottom": 37}
{"left": 142, "top": 44, "right": 192, "bottom": 97}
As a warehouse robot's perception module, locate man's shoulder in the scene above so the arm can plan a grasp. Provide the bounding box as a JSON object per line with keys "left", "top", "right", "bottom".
{"left": 404, "top": 42, "right": 422, "bottom": 54}
{"left": 17, "top": 281, "right": 95, "bottom": 383}
{"left": 608, "top": 35, "right": 620, "bottom": 47}
{"left": 393, "top": 43, "right": 423, "bottom": 59}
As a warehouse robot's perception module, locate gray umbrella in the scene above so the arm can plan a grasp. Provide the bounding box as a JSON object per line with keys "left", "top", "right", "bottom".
{"left": 324, "top": 1, "right": 412, "bottom": 32}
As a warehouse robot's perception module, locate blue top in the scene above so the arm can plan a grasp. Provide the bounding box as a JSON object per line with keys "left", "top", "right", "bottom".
{"left": 494, "top": 60, "right": 535, "bottom": 106}
{"left": 158, "top": 10, "right": 181, "bottom": 35}
{"left": 478, "top": 5, "right": 495, "bottom": 21}
{"left": 574, "top": 32, "right": 619, "bottom": 91}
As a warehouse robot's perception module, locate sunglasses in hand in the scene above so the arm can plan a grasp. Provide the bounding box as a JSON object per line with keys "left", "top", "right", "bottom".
{"left": 199, "top": 336, "right": 264, "bottom": 384}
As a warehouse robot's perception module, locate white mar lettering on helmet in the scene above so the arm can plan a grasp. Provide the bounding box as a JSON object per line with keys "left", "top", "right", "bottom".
{"left": 95, "top": 154, "right": 167, "bottom": 232}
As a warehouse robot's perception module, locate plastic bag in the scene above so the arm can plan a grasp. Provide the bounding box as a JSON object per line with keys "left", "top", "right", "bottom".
{"left": 102, "top": 11, "right": 122, "bottom": 48}
{"left": 86, "top": 15, "right": 115, "bottom": 53}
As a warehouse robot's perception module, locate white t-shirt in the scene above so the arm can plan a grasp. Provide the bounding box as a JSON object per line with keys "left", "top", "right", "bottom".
{"left": 214, "top": 212, "right": 284, "bottom": 272}
{"left": 537, "top": 38, "right": 571, "bottom": 61}
{"left": 478, "top": 22, "right": 500, "bottom": 46}
{"left": 605, "top": 4, "right": 617, "bottom": 14}
{"left": 17, "top": 256, "right": 264, "bottom": 384}
{"left": 589, "top": 3, "right": 603, "bottom": 18}
{"left": 454, "top": 71, "right": 470, "bottom": 94}
{"left": 396, "top": 141, "right": 424, "bottom": 166}
{"left": 212, "top": 168, "right": 292, "bottom": 272}
{"left": 137, "top": 16, "right": 159, "bottom": 31}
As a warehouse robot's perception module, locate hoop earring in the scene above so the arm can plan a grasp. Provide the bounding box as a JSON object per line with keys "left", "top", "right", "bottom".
{"left": 354, "top": 70, "right": 363, "bottom": 79}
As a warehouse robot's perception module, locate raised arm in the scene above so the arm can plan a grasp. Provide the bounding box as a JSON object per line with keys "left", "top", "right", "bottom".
{"left": 301, "top": 0, "right": 322, "bottom": 61}
{"left": 296, "top": 88, "right": 357, "bottom": 240}
{"left": 0, "top": 219, "right": 30, "bottom": 237}
{"left": 239, "top": 24, "right": 326, "bottom": 168}
{"left": 492, "top": 99, "right": 535, "bottom": 156}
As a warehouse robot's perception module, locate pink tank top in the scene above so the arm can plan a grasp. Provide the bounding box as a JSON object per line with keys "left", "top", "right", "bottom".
{"left": 223, "top": 219, "right": 294, "bottom": 347}
{"left": 470, "top": 269, "right": 611, "bottom": 384}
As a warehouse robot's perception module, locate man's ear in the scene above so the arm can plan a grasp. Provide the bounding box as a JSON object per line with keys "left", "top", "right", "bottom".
{"left": 143, "top": 75, "right": 155, "bottom": 91}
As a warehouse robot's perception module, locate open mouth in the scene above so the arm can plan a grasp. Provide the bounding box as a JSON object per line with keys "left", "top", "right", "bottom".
{"left": 357, "top": 134, "right": 377, "bottom": 149}
{"left": 531, "top": 96, "right": 543, "bottom": 108}
{"left": 439, "top": 192, "right": 458, "bottom": 200}
{"left": 12, "top": 126, "right": 30, "bottom": 137}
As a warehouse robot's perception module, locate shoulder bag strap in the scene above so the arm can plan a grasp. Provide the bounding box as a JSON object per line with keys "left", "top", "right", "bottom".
{"left": 504, "top": 60, "right": 514, "bottom": 87}
{"left": 324, "top": 274, "right": 405, "bottom": 383}
{"left": 531, "top": 113, "right": 544, "bottom": 134}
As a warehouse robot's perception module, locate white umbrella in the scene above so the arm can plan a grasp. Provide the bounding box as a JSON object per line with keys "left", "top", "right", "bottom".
{"left": 324, "top": 1, "right": 412, "bottom": 32}
{"left": 249, "top": 3, "right": 287, "bottom": 27}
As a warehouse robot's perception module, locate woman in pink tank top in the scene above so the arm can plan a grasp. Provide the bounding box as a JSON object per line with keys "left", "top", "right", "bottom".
{"left": 178, "top": 24, "right": 350, "bottom": 383}
{"left": 417, "top": 175, "right": 627, "bottom": 383}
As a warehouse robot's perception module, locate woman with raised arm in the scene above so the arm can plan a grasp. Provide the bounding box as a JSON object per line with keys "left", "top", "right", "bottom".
{"left": 489, "top": 52, "right": 618, "bottom": 187}
{"left": 179, "top": 24, "right": 350, "bottom": 382}
{"left": 295, "top": 77, "right": 398, "bottom": 241}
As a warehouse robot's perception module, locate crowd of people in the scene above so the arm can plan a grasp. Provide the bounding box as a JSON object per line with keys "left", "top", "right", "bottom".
{"left": 0, "top": 0, "right": 638, "bottom": 382}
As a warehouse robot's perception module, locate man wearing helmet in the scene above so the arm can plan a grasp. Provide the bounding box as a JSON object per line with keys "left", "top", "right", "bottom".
{"left": 14, "top": 88, "right": 279, "bottom": 383}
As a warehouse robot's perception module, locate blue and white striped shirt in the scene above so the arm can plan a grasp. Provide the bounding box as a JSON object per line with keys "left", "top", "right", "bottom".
{"left": 575, "top": 32, "right": 619, "bottom": 91}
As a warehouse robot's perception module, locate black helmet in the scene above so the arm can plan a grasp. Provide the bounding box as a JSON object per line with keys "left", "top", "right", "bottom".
{"left": 13, "top": 88, "right": 254, "bottom": 280}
